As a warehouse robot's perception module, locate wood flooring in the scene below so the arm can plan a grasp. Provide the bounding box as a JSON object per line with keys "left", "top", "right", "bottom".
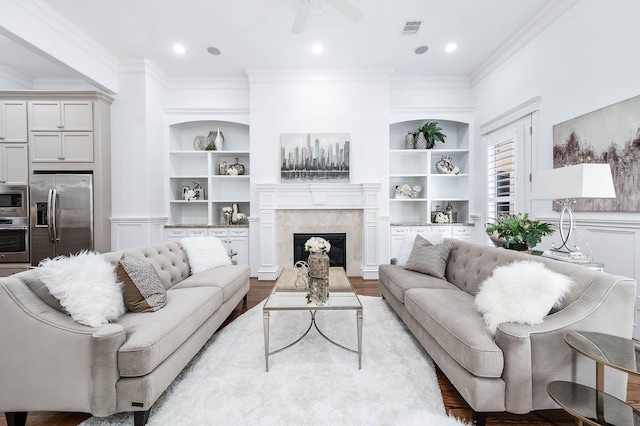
{"left": 2, "top": 277, "right": 638, "bottom": 425}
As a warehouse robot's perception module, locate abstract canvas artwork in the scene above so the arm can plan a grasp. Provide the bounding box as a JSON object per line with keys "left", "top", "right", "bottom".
{"left": 280, "top": 133, "right": 350, "bottom": 182}
{"left": 553, "top": 95, "right": 640, "bottom": 212}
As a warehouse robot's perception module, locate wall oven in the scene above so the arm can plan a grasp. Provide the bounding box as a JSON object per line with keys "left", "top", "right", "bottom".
{"left": 0, "top": 185, "right": 28, "bottom": 218}
{"left": 0, "top": 216, "right": 29, "bottom": 263}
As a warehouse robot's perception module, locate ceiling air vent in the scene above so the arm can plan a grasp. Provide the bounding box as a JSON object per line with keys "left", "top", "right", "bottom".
{"left": 401, "top": 21, "right": 421, "bottom": 35}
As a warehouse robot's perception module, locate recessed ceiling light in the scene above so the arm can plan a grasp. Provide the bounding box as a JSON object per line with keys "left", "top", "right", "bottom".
{"left": 414, "top": 45, "right": 429, "bottom": 55}
{"left": 444, "top": 43, "right": 457, "bottom": 53}
{"left": 171, "top": 44, "right": 186, "bottom": 55}
{"left": 310, "top": 43, "right": 325, "bottom": 55}
{"left": 207, "top": 46, "right": 222, "bottom": 56}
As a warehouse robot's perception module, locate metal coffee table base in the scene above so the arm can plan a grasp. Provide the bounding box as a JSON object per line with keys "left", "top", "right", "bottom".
{"left": 263, "top": 309, "right": 363, "bottom": 372}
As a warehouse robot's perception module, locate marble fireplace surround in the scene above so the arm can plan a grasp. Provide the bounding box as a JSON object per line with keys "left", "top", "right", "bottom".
{"left": 257, "top": 183, "right": 381, "bottom": 280}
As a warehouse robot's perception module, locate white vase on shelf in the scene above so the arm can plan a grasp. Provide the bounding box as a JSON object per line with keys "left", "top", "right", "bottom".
{"left": 215, "top": 128, "right": 224, "bottom": 151}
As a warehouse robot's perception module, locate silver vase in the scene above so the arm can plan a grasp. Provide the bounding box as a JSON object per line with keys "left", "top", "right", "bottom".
{"left": 415, "top": 132, "right": 427, "bottom": 149}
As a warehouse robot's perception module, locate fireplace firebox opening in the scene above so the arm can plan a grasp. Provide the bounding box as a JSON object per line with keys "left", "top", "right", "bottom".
{"left": 293, "top": 233, "right": 346, "bottom": 270}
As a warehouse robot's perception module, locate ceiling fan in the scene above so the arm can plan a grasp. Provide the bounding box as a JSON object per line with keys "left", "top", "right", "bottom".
{"left": 292, "top": 0, "right": 363, "bottom": 34}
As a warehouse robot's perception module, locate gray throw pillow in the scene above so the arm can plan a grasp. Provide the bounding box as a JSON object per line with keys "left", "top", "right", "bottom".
{"left": 403, "top": 235, "right": 453, "bottom": 279}
{"left": 115, "top": 254, "right": 167, "bottom": 313}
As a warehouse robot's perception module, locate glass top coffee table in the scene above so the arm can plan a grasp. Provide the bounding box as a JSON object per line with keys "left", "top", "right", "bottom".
{"left": 547, "top": 331, "right": 640, "bottom": 425}
{"left": 262, "top": 267, "right": 363, "bottom": 372}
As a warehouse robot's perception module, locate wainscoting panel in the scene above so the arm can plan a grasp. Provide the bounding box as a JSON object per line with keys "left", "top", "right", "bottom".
{"left": 110, "top": 217, "right": 168, "bottom": 251}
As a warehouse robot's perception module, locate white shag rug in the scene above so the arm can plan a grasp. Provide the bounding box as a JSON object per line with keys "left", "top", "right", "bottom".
{"left": 80, "top": 296, "right": 471, "bottom": 426}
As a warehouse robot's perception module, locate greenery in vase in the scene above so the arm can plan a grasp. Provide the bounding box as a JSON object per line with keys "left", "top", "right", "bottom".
{"left": 418, "top": 122, "right": 447, "bottom": 149}
{"left": 486, "top": 213, "right": 554, "bottom": 251}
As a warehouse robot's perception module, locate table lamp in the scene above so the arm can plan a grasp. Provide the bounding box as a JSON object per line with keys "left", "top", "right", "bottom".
{"left": 531, "top": 163, "right": 616, "bottom": 259}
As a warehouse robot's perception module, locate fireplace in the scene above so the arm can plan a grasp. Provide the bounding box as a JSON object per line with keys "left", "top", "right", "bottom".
{"left": 256, "top": 183, "right": 383, "bottom": 280}
{"left": 293, "top": 233, "right": 347, "bottom": 270}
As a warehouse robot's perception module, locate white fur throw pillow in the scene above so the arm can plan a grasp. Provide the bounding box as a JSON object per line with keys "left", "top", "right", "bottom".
{"left": 38, "top": 251, "right": 125, "bottom": 327}
{"left": 395, "top": 232, "right": 445, "bottom": 266}
{"left": 474, "top": 260, "right": 573, "bottom": 334}
{"left": 180, "top": 236, "right": 231, "bottom": 274}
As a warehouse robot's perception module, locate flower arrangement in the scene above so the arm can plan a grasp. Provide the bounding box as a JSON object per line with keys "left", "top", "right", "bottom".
{"left": 395, "top": 184, "right": 422, "bottom": 199}
{"left": 304, "top": 237, "right": 331, "bottom": 253}
{"left": 395, "top": 184, "right": 413, "bottom": 196}
{"left": 227, "top": 167, "right": 239, "bottom": 176}
{"left": 222, "top": 206, "right": 233, "bottom": 214}
{"left": 486, "top": 213, "right": 555, "bottom": 251}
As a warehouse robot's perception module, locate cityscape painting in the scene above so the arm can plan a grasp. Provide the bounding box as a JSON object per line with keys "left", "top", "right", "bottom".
{"left": 553, "top": 94, "right": 640, "bottom": 212}
{"left": 280, "top": 133, "right": 350, "bottom": 182}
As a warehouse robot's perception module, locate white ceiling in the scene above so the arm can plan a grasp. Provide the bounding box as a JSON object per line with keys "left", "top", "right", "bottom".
{"left": 2, "top": 0, "right": 557, "bottom": 82}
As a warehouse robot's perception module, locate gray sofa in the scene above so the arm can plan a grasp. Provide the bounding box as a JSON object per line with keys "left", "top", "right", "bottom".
{"left": 0, "top": 241, "right": 250, "bottom": 426}
{"left": 379, "top": 239, "right": 636, "bottom": 425}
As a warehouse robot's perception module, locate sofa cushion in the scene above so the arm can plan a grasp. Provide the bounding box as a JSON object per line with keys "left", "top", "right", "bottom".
{"left": 171, "top": 264, "right": 250, "bottom": 303}
{"left": 404, "top": 236, "right": 453, "bottom": 279}
{"left": 405, "top": 288, "right": 504, "bottom": 378}
{"left": 39, "top": 251, "right": 125, "bottom": 327}
{"left": 116, "top": 254, "right": 167, "bottom": 313}
{"left": 379, "top": 264, "right": 459, "bottom": 303}
{"left": 474, "top": 260, "right": 574, "bottom": 334}
{"left": 180, "top": 236, "right": 232, "bottom": 274}
{"left": 396, "top": 232, "right": 445, "bottom": 266}
{"left": 115, "top": 286, "right": 223, "bottom": 377}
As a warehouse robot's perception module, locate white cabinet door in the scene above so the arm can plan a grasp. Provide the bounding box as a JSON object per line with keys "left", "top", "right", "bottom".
{"left": 30, "top": 133, "right": 62, "bottom": 162}
{"left": 228, "top": 237, "right": 249, "bottom": 265}
{"left": 1, "top": 144, "right": 28, "bottom": 185}
{"left": 29, "top": 101, "right": 93, "bottom": 131}
{"left": 61, "top": 133, "right": 93, "bottom": 162}
{"left": 31, "top": 132, "right": 93, "bottom": 162}
{"left": 61, "top": 102, "right": 93, "bottom": 131}
{"left": 0, "top": 101, "right": 27, "bottom": 142}
{"left": 451, "top": 226, "right": 473, "bottom": 241}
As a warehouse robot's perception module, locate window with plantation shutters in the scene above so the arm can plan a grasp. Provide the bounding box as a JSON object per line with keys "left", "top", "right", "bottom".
{"left": 487, "top": 138, "right": 516, "bottom": 222}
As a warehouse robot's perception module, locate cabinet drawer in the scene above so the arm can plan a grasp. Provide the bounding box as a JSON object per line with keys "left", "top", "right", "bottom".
{"left": 391, "top": 227, "right": 412, "bottom": 236}
{"left": 452, "top": 227, "right": 473, "bottom": 236}
{"left": 166, "top": 229, "right": 188, "bottom": 239}
{"left": 209, "top": 229, "right": 228, "bottom": 237}
{"left": 430, "top": 226, "right": 453, "bottom": 235}
{"left": 229, "top": 228, "right": 248, "bottom": 237}
{"left": 188, "top": 229, "right": 208, "bottom": 237}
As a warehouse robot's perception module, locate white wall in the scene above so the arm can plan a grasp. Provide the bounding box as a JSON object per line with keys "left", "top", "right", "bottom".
{"left": 472, "top": 0, "right": 640, "bottom": 282}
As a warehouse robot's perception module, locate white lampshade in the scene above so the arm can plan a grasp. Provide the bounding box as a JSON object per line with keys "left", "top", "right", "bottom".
{"left": 532, "top": 163, "right": 616, "bottom": 200}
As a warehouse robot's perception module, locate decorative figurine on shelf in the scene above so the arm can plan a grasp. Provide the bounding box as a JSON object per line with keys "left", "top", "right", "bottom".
{"left": 231, "top": 203, "right": 240, "bottom": 224}
{"left": 227, "top": 157, "right": 245, "bottom": 175}
{"left": 192, "top": 182, "right": 204, "bottom": 200}
{"left": 395, "top": 183, "right": 422, "bottom": 199}
{"left": 219, "top": 161, "right": 227, "bottom": 175}
{"left": 222, "top": 206, "right": 232, "bottom": 225}
{"left": 435, "top": 155, "right": 460, "bottom": 175}
{"left": 183, "top": 188, "right": 198, "bottom": 202}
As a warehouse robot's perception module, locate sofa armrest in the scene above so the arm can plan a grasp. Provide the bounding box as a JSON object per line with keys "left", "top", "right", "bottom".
{"left": 494, "top": 275, "right": 636, "bottom": 413}
{"left": 0, "top": 277, "right": 126, "bottom": 415}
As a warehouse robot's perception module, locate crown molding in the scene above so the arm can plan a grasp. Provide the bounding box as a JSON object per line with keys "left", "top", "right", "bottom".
{"left": 246, "top": 68, "right": 394, "bottom": 83}
{"left": 118, "top": 58, "right": 168, "bottom": 87}
{"left": 391, "top": 75, "right": 471, "bottom": 89}
{"left": 165, "top": 75, "right": 249, "bottom": 90}
{"left": 471, "top": 0, "right": 581, "bottom": 86}
{"left": 0, "top": 0, "right": 119, "bottom": 93}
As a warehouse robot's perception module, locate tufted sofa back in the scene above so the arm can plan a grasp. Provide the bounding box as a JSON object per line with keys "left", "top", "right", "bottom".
{"left": 102, "top": 241, "right": 190, "bottom": 290}
{"left": 444, "top": 239, "right": 619, "bottom": 310}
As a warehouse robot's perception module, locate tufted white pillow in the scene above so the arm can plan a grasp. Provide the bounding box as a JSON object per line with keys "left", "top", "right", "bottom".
{"left": 474, "top": 260, "right": 573, "bottom": 334}
{"left": 39, "top": 251, "right": 125, "bottom": 327}
{"left": 180, "top": 236, "right": 231, "bottom": 274}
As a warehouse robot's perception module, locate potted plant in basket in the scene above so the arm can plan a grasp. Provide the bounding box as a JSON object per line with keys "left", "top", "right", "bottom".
{"left": 416, "top": 122, "right": 447, "bottom": 149}
{"left": 486, "top": 213, "right": 554, "bottom": 252}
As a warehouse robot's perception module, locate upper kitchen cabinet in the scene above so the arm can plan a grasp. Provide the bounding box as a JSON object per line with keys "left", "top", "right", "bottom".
{"left": 0, "top": 101, "right": 28, "bottom": 143}
{"left": 28, "top": 101, "right": 93, "bottom": 132}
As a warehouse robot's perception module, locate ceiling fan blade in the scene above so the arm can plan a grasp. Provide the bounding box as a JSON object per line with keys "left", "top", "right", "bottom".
{"left": 325, "top": 0, "right": 363, "bottom": 23}
{"left": 292, "top": 0, "right": 313, "bottom": 34}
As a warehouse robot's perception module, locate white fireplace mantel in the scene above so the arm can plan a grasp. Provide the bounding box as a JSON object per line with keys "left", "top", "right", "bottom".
{"left": 257, "top": 183, "right": 382, "bottom": 280}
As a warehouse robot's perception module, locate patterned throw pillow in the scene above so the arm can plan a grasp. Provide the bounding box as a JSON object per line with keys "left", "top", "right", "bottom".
{"left": 403, "top": 235, "right": 453, "bottom": 279}
{"left": 116, "top": 254, "right": 167, "bottom": 313}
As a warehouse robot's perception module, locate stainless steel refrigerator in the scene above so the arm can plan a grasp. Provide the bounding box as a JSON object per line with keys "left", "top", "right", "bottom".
{"left": 30, "top": 173, "right": 94, "bottom": 266}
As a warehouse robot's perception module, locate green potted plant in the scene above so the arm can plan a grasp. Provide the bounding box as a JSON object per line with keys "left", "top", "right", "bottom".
{"left": 486, "top": 213, "right": 554, "bottom": 252}
{"left": 416, "top": 122, "right": 447, "bottom": 149}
